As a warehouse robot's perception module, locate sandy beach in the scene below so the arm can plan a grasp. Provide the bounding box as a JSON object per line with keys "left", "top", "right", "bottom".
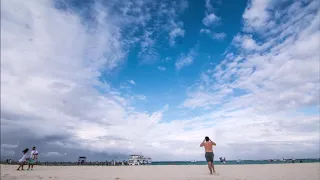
{"left": 1, "top": 163, "right": 319, "bottom": 180}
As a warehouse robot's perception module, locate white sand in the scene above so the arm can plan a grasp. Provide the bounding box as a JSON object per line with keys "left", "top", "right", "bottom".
{"left": 1, "top": 163, "right": 319, "bottom": 180}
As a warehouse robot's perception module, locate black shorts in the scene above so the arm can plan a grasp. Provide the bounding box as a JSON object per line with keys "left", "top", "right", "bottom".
{"left": 205, "top": 152, "right": 214, "bottom": 162}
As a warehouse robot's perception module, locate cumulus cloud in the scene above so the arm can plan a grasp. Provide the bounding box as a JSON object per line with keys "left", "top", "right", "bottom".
{"left": 175, "top": 56, "right": 193, "bottom": 70}
{"left": 137, "top": 0, "right": 188, "bottom": 62}
{"left": 202, "top": 13, "right": 220, "bottom": 27}
{"left": 135, "top": 95, "right": 147, "bottom": 101}
{"left": 200, "top": 29, "right": 226, "bottom": 40}
{"left": 205, "top": 0, "right": 213, "bottom": 12}
{"left": 157, "top": 66, "right": 166, "bottom": 71}
{"left": 201, "top": 1, "right": 225, "bottom": 39}
{"left": 183, "top": 0, "right": 320, "bottom": 159}
{"left": 42, "top": 152, "right": 66, "bottom": 157}
{"left": 1, "top": 150, "right": 15, "bottom": 157}
{"left": 242, "top": 0, "right": 272, "bottom": 32}
{"left": 128, "top": 80, "right": 136, "bottom": 85}
{"left": 200, "top": 28, "right": 211, "bottom": 34}
{"left": 169, "top": 26, "right": 185, "bottom": 46}
{"left": 1, "top": 142, "right": 19, "bottom": 158}
{"left": 139, "top": 30, "right": 159, "bottom": 64}
{"left": 167, "top": 0, "right": 188, "bottom": 46}
{"left": 175, "top": 46, "right": 198, "bottom": 70}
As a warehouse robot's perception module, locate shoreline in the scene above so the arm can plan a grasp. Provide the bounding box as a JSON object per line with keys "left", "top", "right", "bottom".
{"left": 2, "top": 162, "right": 320, "bottom": 166}
{"left": 2, "top": 163, "right": 320, "bottom": 180}
{"left": 1, "top": 161, "right": 319, "bottom": 166}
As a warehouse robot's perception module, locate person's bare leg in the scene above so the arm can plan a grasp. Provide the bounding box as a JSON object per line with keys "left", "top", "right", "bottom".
{"left": 207, "top": 162, "right": 213, "bottom": 174}
{"left": 211, "top": 161, "right": 216, "bottom": 174}
{"left": 17, "top": 164, "right": 24, "bottom": 171}
{"left": 17, "top": 164, "right": 22, "bottom": 170}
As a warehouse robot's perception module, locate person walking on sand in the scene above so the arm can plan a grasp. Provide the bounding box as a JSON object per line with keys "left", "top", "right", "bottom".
{"left": 200, "top": 136, "right": 216, "bottom": 175}
{"left": 28, "top": 146, "right": 39, "bottom": 170}
{"left": 17, "top": 148, "right": 30, "bottom": 171}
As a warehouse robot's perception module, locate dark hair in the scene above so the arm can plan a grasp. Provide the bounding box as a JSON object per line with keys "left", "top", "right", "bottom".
{"left": 32, "top": 146, "right": 36, "bottom": 149}
{"left": 205, "top": 136, "right": 210, "bottom": 141}
{"left": 22, "top": 148, "right": 29, "bottom": 153}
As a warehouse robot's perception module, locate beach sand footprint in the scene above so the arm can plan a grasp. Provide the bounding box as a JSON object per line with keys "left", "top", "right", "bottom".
{"left": 48, "top": 176, "right": 58, "bottom": 179}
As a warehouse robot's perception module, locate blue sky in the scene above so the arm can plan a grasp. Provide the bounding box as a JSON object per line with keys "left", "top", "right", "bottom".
{"left": 102, "top": 0, "right": 248, "bottom": 117}
{"left": 1, "top": 0, "right": 319, "bottom": 161}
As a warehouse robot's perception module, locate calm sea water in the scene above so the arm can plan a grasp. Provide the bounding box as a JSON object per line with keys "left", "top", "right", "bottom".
{"left": 152, "top": 159, "right": 320, "bottom": 165}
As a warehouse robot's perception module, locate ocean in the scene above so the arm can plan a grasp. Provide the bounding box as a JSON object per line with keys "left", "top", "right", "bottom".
{"left": 152, "top": 159, "right": 320, "bottom": 165}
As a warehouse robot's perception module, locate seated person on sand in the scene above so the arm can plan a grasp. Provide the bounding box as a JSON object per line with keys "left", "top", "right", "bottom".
{"left": 200, "top": 136, "right": 217, "bottom": 175}
{"left": 17, "top": 148, "right": 30, "bottom": 171}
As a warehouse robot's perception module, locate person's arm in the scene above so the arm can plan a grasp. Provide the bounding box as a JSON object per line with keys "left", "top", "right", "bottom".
{"left": 200, "top": 139, "right": 205, "bottom": 147}
{"left": 210, "top": 140, "right": 216, "bottom": 146}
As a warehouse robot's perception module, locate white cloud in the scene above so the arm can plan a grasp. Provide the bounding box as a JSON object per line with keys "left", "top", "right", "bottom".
{"left": 200, "top": 28, "right": 211, "bottom": 34}
{"left": 167, "top": 1, "right": 188, "bottom": 47}
{"left": 175, "top": 46, "right": 197, "bottom": 70}
{"left": 211, "top": 32, "right": 226, "bottom": 40}
{"left": 137, "top": 1, "right": 188, "bottom": 62}
{"left": 175, "top": 55, "right": 193, "bottom": 70}
{"left": 163, "top": 57, "right": 172, "bottom": 62}
{"left": 183, "top": 0, "right": 320, "bottom": 159}
{"left": 157, "top": 66, "right": 166, "bottom": 71}
{"left": 42, "top": 152, "right": 66, "bottom": 157}
{"left": 233, "top": 34, "right": 258, "bottom": 50}
{"left": 169, "top": 26, "right": 185, "bottom": 46}
{"left": 201, "top": 1, "right": 225, "bottom": 39}
{"left": 163, "top": 104, "right": 169, "bottom": 111}
{"left": 205, "top": 0, "right": 213, "bottom": 12}
{"left": 177, "top": 0, "right": 189, "bottom": 13}
{"left": 242, "top": 0, "right": 272, "bottom": 31}
{"left": 135, "top": 95, "right": 147, "bottom": 101}
{"left": 202, "top": 13, "right": 220, "bottom": 27}
{"left": 128, "top": 80, "right": 136, "bottom": 85}
{"left": 0, "top": 143, "right": 18, "bottom": 157}
{"left": 139, "top": 30, "right": 158, "bottom": 64}
{"left": 1, "top": 150, "right": 15, "bottom": 157}
{"left": 200, "top": 29, "right": 226, "bottom": 40}
{"left": 1, "top": 143, "right": 19, "bottom": 149}
{"left": 182, "top": 91, "right": 217, "bottom": 108}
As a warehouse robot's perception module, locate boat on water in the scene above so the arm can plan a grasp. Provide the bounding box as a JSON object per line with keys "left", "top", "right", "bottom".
{"left": 128, "top": 154, "right": 152, "bottom": 165}
{"left": 190, "top": 160, "right": 197, "bottom": 163}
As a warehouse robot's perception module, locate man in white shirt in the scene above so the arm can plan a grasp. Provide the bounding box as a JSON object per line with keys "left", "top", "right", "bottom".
{"left": 28, "top": 146, "right": 39, "bottom": 170}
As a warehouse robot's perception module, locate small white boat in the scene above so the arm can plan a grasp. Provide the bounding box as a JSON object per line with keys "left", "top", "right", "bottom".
{"left": 128, "top": 154, "right": 152, "bottom": 166}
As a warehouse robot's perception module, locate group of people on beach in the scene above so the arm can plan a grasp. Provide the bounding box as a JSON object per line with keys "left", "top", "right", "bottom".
{"left": 14, "top": 138, "right": 215, "bottom": 175}
{"left": 17, "top": 146, "right": 39, "bottom": 171}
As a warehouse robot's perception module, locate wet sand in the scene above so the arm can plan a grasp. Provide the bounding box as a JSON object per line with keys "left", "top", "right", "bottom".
{"left": 1, "top": 163, "right": 319, "bottom": 180}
